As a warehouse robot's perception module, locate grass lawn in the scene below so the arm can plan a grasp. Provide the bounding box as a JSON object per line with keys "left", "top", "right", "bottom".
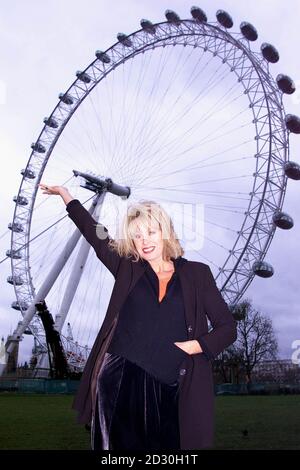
{"left": 0, "top": 393, "right": 299, "bottom": 450}
{"left": 0, "top": 393, "right": 89, "bottom": 450}
{"left": 214, "top": 394, "right": 300, "bottom": 449}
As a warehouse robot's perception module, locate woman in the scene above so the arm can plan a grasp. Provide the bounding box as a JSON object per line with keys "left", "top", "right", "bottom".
{"left": 39, "top": 183, "right": 237, "bottom": 450}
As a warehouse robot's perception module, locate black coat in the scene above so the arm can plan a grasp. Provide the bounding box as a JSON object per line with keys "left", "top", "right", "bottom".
{"left": 66, "top": 199, "right": 238, "bottom": 450}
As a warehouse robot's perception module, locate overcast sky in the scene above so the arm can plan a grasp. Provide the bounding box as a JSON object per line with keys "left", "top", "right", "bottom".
{"left": 1, "top": 0, "right": 300, "bottom": 364}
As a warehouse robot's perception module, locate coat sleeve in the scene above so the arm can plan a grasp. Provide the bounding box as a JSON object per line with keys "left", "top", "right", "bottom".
{"left": 65, "top": 198, "right": 122, "bottom": 278}
{"left": 196, "top": 264, "right": 237, "bottom": 361}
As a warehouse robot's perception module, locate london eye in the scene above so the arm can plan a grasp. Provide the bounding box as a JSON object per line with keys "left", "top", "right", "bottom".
{"left": 4, "top": 7, "right": 300, "bottom": 376}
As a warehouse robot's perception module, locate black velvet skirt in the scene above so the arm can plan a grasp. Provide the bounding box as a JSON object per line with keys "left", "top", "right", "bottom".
{"left": 91, "top": 351, "right": 181, "bottom": 451}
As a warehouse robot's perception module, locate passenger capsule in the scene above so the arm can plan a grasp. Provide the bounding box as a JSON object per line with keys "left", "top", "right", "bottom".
{"left": 6, "top": 249, "right": 22, "bottom": 260}
{"left": 11, "top": 300, "right": 29, "bottom": 311}
{"left": 190, "top": 6, "right": 207, "bottom": 22}
{"left": 240, "top": 21, "right": 258, "bottom": 41}
{"left": 76, "top": 71, "right": 91, "bottom": 83}
{"left": 43, "top": 117, "right": 59, "bottom": 128}
{"left": 117, "top": 33, "right": 132, "bottom": 47}
{"left": 272, "top": 211, "right": 294, "bottom": 229}
{"left": 7, "top": 275, "right": 24, "bottom": 286}
{"left": 95, "top": 50, "right": 111, "bottom": 63}
{"left": 31, "top": 142, "right": 46, "bottom": 153}
{"left": 276, "top": 74, "right": 296, "bottom": 94}
{"left": 261, "top": 43, "right": 279, "bottom": 63}
{"left": 285, "top": 114, "right": 300, "bottom": 133}
{"left": 216, "top": 10, "right": 233, "bottom": 28}
{"left": 165, "top": 9, "right": 181, "bottom": 25}
{"left": 58, "top": 93, "right": 74, "bottom": 105}
{"left": 21, "top": 168, "right": 35, "bottom": 179}
{"left": 140, "top": 19, "right": 156, "bottom": 34}
{"left": 284, "top": 161, "right": 300, "bottom": 180}
{"left": 13, "top": 195, "right": 28, "bottom": 206}
{"left": 8, "top": 222, "right": 24, "bottom": 233}
{"left": 252, "top": 261, "right": 274, "bottom": 278}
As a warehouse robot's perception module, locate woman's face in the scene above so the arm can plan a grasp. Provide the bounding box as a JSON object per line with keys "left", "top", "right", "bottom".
{"left": 132, "top": 221, "right": 164, "bottom": 261}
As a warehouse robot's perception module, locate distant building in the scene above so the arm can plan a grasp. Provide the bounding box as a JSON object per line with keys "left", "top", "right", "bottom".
{"left": 252, "top": 359, "right": 300, "bottom": 384}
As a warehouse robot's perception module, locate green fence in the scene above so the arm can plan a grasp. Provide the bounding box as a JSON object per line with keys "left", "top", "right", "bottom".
{"left": 0, "top": 379, "right": 299, "bottom": 394}
{"left": 215, "top": 382, "right": 300, "bottom": 395}
{"left": 0, "top": 378, "right": 80, "bottom": 394}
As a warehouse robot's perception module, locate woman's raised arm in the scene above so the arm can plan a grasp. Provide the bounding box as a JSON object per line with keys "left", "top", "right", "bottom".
{"left": 38, "top": 184, "right": 122, "bottom": 277}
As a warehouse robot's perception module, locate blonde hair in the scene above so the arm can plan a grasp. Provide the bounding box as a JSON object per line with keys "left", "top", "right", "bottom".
{"left": 108, "top": 200, "right": 184, "bottom": 262}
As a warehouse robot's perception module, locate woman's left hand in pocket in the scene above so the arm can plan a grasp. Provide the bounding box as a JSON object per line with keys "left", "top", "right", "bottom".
{"left": 174, "top": 340, "right": 202, "bottom": 355}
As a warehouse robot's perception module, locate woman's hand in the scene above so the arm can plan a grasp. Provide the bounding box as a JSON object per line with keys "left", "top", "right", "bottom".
{"left": 38, "top": 183, "right": 67, "bottom": 195}
{"left": 38, "top": 183, "right": 74, "bottom": 206}
{"left": 174, "top": 340, "right": 202, "bottom": 355}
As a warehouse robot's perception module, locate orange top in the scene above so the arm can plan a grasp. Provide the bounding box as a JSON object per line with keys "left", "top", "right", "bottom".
{"left": 158, "top": 272, "right": 174, "bottom": 302}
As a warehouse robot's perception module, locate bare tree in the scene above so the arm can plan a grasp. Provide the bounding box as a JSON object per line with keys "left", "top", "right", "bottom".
{"left": 215, "top": 346, "right": 245, "bottom": 384}
{"left": 231, "top": 299, "right": 278, "bottom": 384}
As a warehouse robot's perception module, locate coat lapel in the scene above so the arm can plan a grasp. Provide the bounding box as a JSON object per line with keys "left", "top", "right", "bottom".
{"left": 130, "top": 256, "right": 196, "bottom": 336}
{"left": 176, "top": 263, "right": 196, "bottom": 334}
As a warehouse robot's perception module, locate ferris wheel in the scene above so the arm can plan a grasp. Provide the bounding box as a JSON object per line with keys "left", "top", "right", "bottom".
{"left": 5, "top": 6, "right": 300, "bottom": 375}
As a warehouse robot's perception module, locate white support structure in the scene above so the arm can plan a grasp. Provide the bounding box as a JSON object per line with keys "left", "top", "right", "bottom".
{"left": 54, "top": 192, "right": 105, "bottom": 333}
{"left": 6, "top": 193, "right": 104, "bottom": 357}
